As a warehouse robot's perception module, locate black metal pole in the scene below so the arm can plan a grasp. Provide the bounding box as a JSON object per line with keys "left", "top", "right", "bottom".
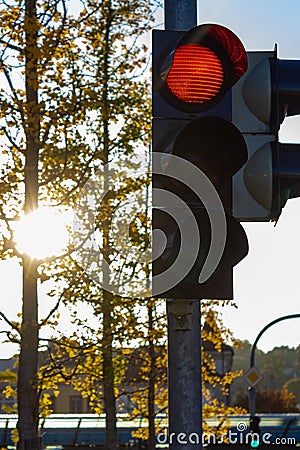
{"left": 167, "top": 300, "right": 202, "bottom": 449}
{"left": 164, "top": 4, "right": 201, "bottom": 447}
{"left": 165, "top": 0, "right": 197, "bottom": 30}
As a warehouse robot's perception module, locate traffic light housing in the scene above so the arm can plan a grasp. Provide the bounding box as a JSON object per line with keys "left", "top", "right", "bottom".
{"left": 232, "top": 49, "right": 300, "bottom": 221}
{"left": 152, "top": 23, "right": 300, "bottom": 299}
{"left": 152, "top": 24, "right": 249, "bottom": 299}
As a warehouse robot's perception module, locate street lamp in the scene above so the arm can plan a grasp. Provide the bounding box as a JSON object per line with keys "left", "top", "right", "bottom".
{"left": 247, "top": 314, "right": 300, "bottom": 422}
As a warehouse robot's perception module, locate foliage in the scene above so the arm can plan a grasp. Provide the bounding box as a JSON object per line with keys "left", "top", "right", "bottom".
{"left": 202, "top": 302, "right": 243, "bottom": 398}
{"left": 0, "top": 0, "right": 251, "bottom": 446}
{"left": 202, "top": 400, "right": 246, "bottom": 443}
{"left": 231, "top": 342, "right": 300, "bottom": 405}
{"left": 0, "top": 369, "right": 16, "bottom": 383}
{"left": 283, "top": 377, "right": 300, "bottom": 404}
{"left": 0, "top": 0, "right": 154, "bottom": 447}
{"left": 234, "top": 387, "right": 298, "bottom": 413}
{"left": 0, "top": 368, "right": 17, "bottom": 413}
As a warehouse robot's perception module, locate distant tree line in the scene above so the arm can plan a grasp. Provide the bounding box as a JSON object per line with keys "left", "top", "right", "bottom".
{"left": 231, "top": 341, "right": 300, "bottom": 412}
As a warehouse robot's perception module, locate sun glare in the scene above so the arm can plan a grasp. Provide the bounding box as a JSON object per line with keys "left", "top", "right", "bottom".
{"left": 13, "top": 207, "right": 69, "bottom": 259}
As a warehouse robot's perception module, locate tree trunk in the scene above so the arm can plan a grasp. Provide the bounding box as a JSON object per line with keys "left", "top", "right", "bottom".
{"left": 17, "top": 0, "right": 41, "bottom": 447}
{"left": 17, "top": 257, "right": 40, "bottom": 450}
{"left": 148, "top": 301, "right": 156, "bottom": 450}
{"left": 102, "top": 289, "right": 117, "bottom": 450}
{"left": 101, "top": 156, "right": 117, "bottom": 450}
{"left": 101, "top": 4, "right": 117, "bottom": 444}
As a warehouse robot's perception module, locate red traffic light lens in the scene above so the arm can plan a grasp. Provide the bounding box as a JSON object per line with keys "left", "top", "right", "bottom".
{"left": 166, "top": 44, "right": 224, "bottom": 103}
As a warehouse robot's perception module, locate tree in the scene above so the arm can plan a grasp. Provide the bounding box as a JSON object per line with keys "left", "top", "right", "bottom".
{"left": 0, "top": 0, "right": 86, "bottom": 446}
{"left": 284, "top": 378, "right": 300, "bottom": 405}
{"left": 235, "top": 387, "right": 298, "bottom": 413}
{"left": 121, "top": 299, "right": 168, "bottom": 450}
{"left": 231, "top": 343, "right": 300, "bottom": 404}
{"left": 54, "top": 1, "right": 153, "bottom": 447}
{"left": 0, "top": 0, "right": 154, "bottom": 448}
{"left": 201, "top": 302, "right": 247, "bottom": 435}
{"left": 0, "top": 2, "right": 249, "bottom": 448}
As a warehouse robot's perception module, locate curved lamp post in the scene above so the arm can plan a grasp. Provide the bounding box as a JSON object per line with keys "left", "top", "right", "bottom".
{"left": 249, "top": 313, "right": 300, "bottom": 417}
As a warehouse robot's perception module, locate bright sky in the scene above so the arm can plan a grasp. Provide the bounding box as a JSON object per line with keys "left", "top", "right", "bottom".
{"left": 199, "top": 0, "right": 300, "bottom": 352}
{"left": 1, "top": 0, "right": 300, "bottom": 359}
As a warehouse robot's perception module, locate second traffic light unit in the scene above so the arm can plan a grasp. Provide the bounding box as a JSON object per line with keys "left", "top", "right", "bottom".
{"left": 152, "top": 24, "right": 249, "bottom": 299}
{"left": 232, "top": 48, "right": 300, "bottom": 221}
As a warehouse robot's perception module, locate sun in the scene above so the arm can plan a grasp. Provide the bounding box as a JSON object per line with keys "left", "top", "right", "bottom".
{"left": 13, "top": 207, "right": 69, "bottom": 259}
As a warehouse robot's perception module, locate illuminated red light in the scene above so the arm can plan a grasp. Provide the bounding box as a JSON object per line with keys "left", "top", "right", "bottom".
{"left": 166, "top": 44, "right": 224, "bottom": 103}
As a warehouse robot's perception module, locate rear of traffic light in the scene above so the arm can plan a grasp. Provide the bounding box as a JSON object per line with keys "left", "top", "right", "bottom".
{"left": 232, "top": 49, "right": 300, "bottom": 221}
{"left": 152, "top": 24, "right": 249, "bottom": 299}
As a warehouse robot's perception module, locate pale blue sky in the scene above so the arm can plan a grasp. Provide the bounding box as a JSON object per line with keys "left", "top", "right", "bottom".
{"left": 198, "top": 0, "right": 300, "bottom": 351}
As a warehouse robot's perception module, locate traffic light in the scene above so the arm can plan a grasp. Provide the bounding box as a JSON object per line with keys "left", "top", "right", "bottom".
{"left": 152, "top": 24, "right": 249, "bottom": 299}
{"left": 232, "top": 48, "right": 300, "bottom": 221}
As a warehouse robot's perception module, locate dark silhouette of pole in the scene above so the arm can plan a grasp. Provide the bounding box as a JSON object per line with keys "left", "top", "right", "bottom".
{"left": 164, "top": 2, "right": 201, "bottom": 449}
{"left": 17, "top": 0, "right": 41, "bottom": 448}
{"left": 165, "top": 0, "right": 197, "bottom": 31}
